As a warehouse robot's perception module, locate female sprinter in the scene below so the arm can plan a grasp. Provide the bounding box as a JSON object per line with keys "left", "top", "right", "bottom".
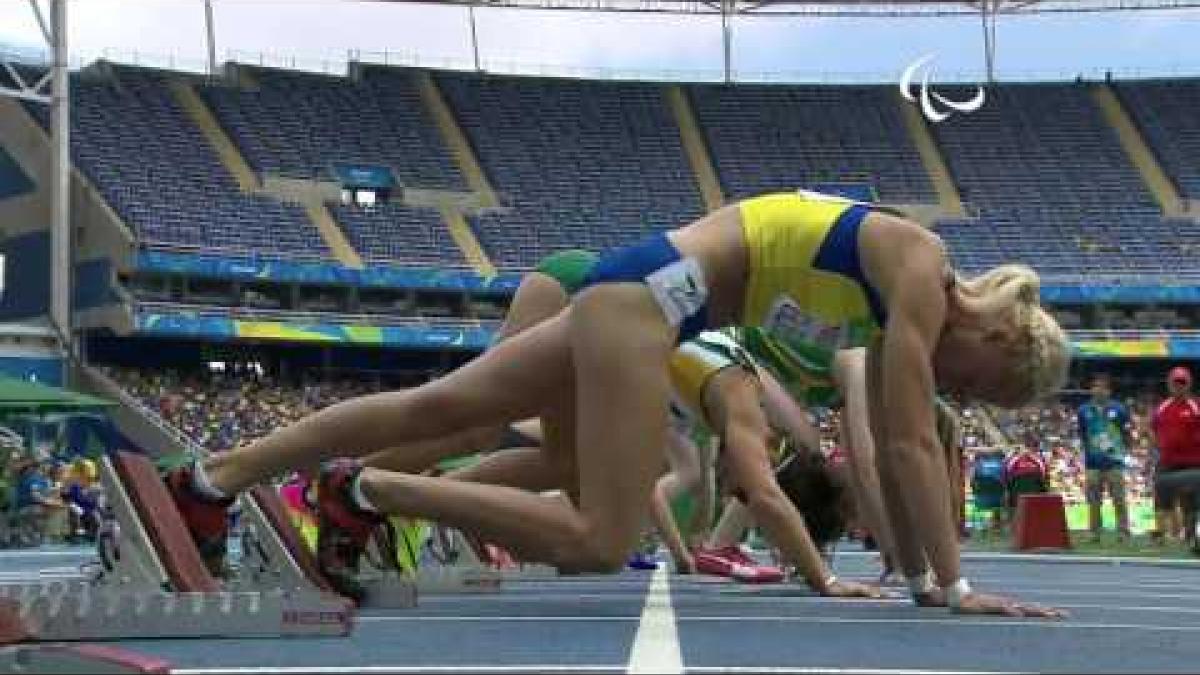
{"left": 279, "top": 251, "right": 595, "bottom": 594}
{"left": 168, "top": 189, "right": 1069, "bottom": 618}
{"left": 648, "top": 331, "right": 876, "bottom": 597}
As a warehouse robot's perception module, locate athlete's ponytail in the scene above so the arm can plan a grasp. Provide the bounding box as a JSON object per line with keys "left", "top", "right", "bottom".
{"left": 957, "top": 265, "right": 1070, "bottom": 404}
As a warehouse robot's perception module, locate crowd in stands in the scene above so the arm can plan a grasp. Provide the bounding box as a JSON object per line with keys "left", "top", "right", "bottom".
{"left": 0, "top": 447, "right": 104, "bottom": 549}
{"left": 97, "top": 364, "right": 1176, "bottom": 518}
{"left": 817, "top": 395, "right": 1161, "bottom": 515}
{"left": 987, "top": 398, "right": 1160, "bottom": 508}
{"left": 102, "top": 365, "right": 420, "bottom": 452}
{"left": 2, "top": 363, "right": 1186, "bottom": 550}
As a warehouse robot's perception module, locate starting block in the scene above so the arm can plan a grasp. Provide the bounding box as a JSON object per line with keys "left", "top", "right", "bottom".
{"left": 359, "top": 524, "right": 557, "bottom": 597}
{"left": 0, "top": 451, "right": 354, "bottom": 643}
{"left": 0, "top": 644, "right": 171, "bottom": 674}
{"left": 241, "top": 486, "right": 416, "bottom": 609}
{"left": 361, "top": 523, "right": 504, "bottom": 596}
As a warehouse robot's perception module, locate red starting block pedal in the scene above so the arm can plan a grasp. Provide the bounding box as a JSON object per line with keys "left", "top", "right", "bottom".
{"left": 0, "top": 600, "right": 28, "bottom": 646}
{"left": 0, "top": 644, "right": 171, "bottom": 674}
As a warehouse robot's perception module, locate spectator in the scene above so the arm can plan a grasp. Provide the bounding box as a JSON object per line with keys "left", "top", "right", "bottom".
{"left": 1151, "top": 366, "right": 1200, "bottom": 548}
{"left": 61, "top": 458, "right": 102, "bottom": 543}
{"left": 971, "top": 448, "right": 1008, "bottom": 534}
{"left": 1077, "top": 373, "right": 1133, "bottom": 541}
{"left": 13, "top": 455, "right": 65, "bottom": 546}
{"left": 1004, "top": 443, "right": 1049, "bottom": 522}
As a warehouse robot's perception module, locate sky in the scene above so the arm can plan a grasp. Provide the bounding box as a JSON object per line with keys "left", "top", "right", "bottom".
{"left": 0, "top": 1, "right": 1197, "bottom": 83}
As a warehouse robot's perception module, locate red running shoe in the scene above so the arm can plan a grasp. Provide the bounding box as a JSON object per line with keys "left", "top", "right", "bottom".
{"left": 316, "top": 460, "right": 383, "bottom": 605}
{"left": 163, "top": 464, "right": 235, "bottom": 579}
{"left": 693, "top": 545, "right": 784, "bottom": 584}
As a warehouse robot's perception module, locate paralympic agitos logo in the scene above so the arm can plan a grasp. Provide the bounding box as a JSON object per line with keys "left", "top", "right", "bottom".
{"left": 899, "top": 54, "right": 986, "bottom": 123}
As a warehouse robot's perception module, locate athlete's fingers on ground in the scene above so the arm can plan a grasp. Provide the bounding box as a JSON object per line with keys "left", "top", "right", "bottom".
{"left": 1015, "top": 602, "right": 1069, "bottom": 620}
{"left": 954, "top": 593, "right": 1022, "bottom": 617}
{"left": 828, "top": 580, "right": 884, "bottom": 598}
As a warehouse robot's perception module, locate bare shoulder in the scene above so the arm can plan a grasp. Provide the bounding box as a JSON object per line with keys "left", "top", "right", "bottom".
{"left": 859, "top": 210, "right": 947, "bottom": 302}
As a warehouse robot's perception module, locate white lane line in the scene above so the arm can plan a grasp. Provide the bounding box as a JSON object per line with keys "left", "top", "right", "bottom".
{"left": 176, "top": 662, "right": 624, "bottom": 667}
{"left": 675, "top": 616, "right": 1200, "bottom": 632}
{"left": 626, "top": 565, "right": 683, "bottom": 674}
{"left": 357, "top": 615, "right": 1200, "bottom": 632}
{"left": 998, "top": 586, "right": 1200, "bottom": 595}
{"left": 832, "top": 550, "right": 1200, "bottom": 567}
{"left": 691, "top": 662, "right": 1027, "bottom": 667}
{"left": 958, "top": 579, "right": 1200, "bottom": 589}
{"left": 1055, "top": 602, "right": 1200, "bottom": 615}
{"left": 359, "top": 616, "right": 640, "bottom": 622}
{"left": 700, "top": 583, "right": 1200, "bottom": 598}
{"left": 169, "top": 662, "right": 1022, "bottom": 667}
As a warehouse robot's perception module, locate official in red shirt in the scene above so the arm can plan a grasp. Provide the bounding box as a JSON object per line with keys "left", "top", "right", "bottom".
{"left": 1151, "top": 367, "right": 1200, "bottom": 546}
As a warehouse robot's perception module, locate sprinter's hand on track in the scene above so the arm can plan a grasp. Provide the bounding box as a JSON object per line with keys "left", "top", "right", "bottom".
{"left": 953, "top": 592, "right": 1068, "bottom": 619}
{"left": 823, "top": 579, "right": 887, "bottom": 599}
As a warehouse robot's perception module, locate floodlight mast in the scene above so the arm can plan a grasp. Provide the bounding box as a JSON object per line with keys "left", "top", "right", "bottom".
{"left": 0, "top": 0, "right": 71, "bottom": 361}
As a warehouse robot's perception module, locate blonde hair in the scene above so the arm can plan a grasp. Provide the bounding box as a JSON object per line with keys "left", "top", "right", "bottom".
{"left": 957, "top": 265, "right": 1071, "bottom": 404}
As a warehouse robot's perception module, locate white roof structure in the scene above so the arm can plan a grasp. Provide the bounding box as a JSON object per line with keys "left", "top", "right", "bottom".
{"left": 363, "top": 0, "right": 1199, "bottom": 16}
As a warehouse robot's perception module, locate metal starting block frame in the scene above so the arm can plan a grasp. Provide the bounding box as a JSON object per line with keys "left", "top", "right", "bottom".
{"left": 0, "top": 582, "right": 343, "bottom": 642}
{"left": 0, "top": 452, "right": 354, "bottom": 643}
{"left": 364, "top": 525, "right": 558, "bottom": 596}
{"left": 237, "top": 486, "right": 417, "bottom": 610}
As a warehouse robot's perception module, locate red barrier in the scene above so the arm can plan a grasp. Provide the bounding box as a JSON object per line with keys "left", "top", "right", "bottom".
{"left": 1012, "top": 493, "right": 1072, "bottom": 551}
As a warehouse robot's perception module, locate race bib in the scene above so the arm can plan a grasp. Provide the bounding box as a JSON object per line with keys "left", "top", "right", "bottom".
{"left": 645, "top": 258, "right": 707, "bottom": 328}
{"left": 1091, "top": 432, "right": 1113, "bottom": 452}
{"left": 762, "top": 295, "right": 848, "bottom": 353}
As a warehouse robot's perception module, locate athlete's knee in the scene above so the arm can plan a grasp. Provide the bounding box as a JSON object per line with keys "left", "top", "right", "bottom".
{"left": 551, "top": 524, "right": 631, "bottom": 574}
{"left": 553, "top": 539, "right": 626, "bottom": 574}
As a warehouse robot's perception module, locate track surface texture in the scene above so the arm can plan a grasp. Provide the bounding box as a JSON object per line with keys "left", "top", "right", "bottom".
{"left": 6, "top": 546, "right": 1200, "bottom": 674}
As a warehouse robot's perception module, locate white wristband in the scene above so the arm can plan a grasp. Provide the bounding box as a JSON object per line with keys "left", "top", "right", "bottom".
{"left": 906, "top": 569, "right": 936, "bottom": 599}
{"left": 945, "top": 578, "right": 972, "bottom": 608}
{"left": 824, "top": 575, "right": 838, "bottom": 590}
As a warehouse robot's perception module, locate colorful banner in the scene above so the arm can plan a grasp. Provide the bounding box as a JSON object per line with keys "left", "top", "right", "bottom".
{"left": 137, "top": 307, "right": 1200, "bottom": 358}
{"left": 135, "top": 310, "right": 495, "bottom": 351}
{"left": 1042, "top": 284, "right": 1200, "bottom": 305}
{"left": 139, "top": 251, "right": 1200, "bottom": 306}
{"left": 967, "top": 499, "right": 1157, "bottom": 534}
{"left": 1073, "top": 337, "right": 1200, "bottom": 359}
{"left": 136, "top": 250, "right": 524, "bottom": 293}
{"left": 1073, "top": 339, "right": 1170, "bottom": 359}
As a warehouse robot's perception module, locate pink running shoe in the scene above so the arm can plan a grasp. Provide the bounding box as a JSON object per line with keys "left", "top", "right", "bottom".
{"left": 693, "top": 545, "right": 784, "bottom": 584}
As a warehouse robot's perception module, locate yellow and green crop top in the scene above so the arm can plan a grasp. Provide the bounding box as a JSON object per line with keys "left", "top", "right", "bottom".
{"left": 737, "top": 190, "right": 886, "bottom": 375}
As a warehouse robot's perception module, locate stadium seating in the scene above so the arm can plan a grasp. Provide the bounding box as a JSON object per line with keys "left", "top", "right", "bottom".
{"left": 1113, "top": 79, "right": 1200, "bottom": 200}
{"left": 436, "top": 72, "right": 705, "bottom": 269}
{"left": 201, "top": 67, "right": 463, "bottom": 190}
{"left": 688, "top": 84, "right": 936, "bottom": 203}
{"left": 929, "top": 83, "right": 1191, "bottom": 278}
{"left": 200, "top": 67, "right": 467, "bottom": 265}
{"left": 25, "top": 66, "right": 329, "bottom": 259}
{"left": 19, "top": 60, "right": 1200, "bottom": 279}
